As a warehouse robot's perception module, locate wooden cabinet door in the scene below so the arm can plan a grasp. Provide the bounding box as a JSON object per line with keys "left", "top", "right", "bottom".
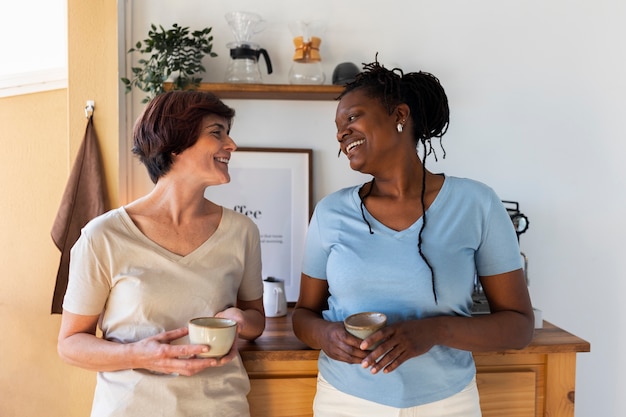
{"left": 248, "top": 377, "right": 316, "bottom": 417}
{"left": 477, "top": 371, "right": 536, "bottom": 417}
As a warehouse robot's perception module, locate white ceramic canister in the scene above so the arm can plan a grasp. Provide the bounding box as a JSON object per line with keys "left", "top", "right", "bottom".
{"left": 263, "top": 277, "right": 287, "bottom": 317}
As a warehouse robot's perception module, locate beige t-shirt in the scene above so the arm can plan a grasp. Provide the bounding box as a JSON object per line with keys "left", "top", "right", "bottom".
{"left": 63, "top": 206, "right": 263, "bottom": 417}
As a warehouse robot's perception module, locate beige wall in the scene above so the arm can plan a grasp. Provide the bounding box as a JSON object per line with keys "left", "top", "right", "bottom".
{"left": 67, "top": 0, "right": 121, "bottom": 204}
{"left": 0, "top": 1, "right": 119, "bottom": 416}
{"left": 0, "top": 89, "right": 95, "bottom": 417}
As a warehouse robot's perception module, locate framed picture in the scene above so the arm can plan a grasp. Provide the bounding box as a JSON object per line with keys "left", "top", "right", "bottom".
{"left": 204, "top": 147, "right": 312, "bottom": 302}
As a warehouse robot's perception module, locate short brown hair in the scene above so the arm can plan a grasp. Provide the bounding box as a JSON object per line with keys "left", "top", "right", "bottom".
{"left": 132, "top": 90, "right": 236, "bottom": 183}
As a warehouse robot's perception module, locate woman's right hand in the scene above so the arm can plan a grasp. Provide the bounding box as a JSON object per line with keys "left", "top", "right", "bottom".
{"left": 316, "top": 321, "right": 368, "bottom": 364}
{"left": 58, "top": 311, "right": 237, "bottom": 375}
{"left": 132, "top": 327, "right": 237, "bottom": 376}
{"left": 292, "top": 274, "right": 368, "bottom": 365}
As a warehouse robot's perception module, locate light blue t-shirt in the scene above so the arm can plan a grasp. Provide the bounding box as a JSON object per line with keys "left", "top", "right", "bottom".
{"left": 302, "top": 176, "right": 522, "bottom": 408}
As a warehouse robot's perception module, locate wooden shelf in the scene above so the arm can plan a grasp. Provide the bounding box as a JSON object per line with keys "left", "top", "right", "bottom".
{"left": 165, "top": 82, "right": 343, "bottom": 101}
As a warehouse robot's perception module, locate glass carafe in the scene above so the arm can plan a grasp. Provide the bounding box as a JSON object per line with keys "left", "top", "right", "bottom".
{"left": 226, "top": 41, "right": 272, "bottom": 83}
{"left": 288, "top": 20, "right": 325, "bottom": 85}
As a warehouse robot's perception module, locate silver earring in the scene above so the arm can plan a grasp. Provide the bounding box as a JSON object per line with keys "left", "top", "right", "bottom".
{"left": 396, "top": 123, "right": 403, "bottom": 133}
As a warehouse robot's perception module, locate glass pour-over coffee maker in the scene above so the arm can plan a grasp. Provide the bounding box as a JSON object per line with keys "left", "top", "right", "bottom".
{"left": 225, "top": 11, "right": 273, "bottom": 83}
{"left": 288, "top": 20, "right": 325, "bottom": 85}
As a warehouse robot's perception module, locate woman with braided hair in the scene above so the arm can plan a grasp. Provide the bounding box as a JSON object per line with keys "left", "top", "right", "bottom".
{"left": 292, "top": 58, "right": 534, "bottom": 416}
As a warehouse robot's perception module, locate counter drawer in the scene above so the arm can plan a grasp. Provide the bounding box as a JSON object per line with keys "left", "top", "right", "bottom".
{"left": 248, "top": 377, "right": 316, "bottom": 417}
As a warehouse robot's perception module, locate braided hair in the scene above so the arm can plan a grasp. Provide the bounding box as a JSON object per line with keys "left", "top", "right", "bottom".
{"left": 340, "top": 58, "right": 450, "bottom": 303}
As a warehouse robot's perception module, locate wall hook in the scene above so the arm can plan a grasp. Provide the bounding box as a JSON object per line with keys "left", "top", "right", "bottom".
{"left": 85, "top": 100, "right": 95, "bottom": 118}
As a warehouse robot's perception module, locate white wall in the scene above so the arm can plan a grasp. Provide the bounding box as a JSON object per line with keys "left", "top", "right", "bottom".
{"left": 126, "top": 1, "right": 626, "bottom": 416}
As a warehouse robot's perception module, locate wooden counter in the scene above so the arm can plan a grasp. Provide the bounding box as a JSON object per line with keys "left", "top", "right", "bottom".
{"left": 238, "top": 310, "right": 590, "bottom": 417}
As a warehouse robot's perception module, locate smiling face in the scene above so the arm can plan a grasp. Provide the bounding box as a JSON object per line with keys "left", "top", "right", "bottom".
{"left": 335, "top": 89, "right": 405, "bottom": 175}
{"left": 171, "top": 114, "right": 237, "bottom": 187}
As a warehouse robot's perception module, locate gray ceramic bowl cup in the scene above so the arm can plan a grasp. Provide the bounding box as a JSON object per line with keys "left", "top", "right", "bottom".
{"left": 343, "top": 312, "right": 387, "bottom": 345}
{"left": 188, "top": 317, "right": 237, "bottom": 358}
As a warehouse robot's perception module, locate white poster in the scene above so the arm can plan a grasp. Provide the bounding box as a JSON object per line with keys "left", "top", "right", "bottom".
{"left": 204, "top": 148, "right": 312, "bottom": 301}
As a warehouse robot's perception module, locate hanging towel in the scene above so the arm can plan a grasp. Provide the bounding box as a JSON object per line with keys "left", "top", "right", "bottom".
{"left": 50, "top": 115, "right": 107, "bottom": 314}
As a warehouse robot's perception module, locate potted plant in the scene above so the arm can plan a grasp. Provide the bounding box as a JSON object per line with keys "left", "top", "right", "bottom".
{"left": 121, "top": 23, "right": 218, "bottom": 103}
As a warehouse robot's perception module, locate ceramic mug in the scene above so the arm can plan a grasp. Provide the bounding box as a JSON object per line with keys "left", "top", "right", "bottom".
{"left": 263, "top": 277, "right": 287, "bottom": 317}
{"left": 343, "top": 312, "right": 387, "bottom": 350}
{"left": 188, "top": 317, "right": 237, "bottom": 358}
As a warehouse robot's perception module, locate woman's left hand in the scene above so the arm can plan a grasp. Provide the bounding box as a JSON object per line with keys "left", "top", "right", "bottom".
{"left": 216, "top": 307, "right": 246, "bottom": 332}
{"left": 360, "top": 268, "right": 535, "bottom": 375}
{"left": 359, "top": 319, "right": 436, "bottom": 374}
{"left": 216, "top": 298, "right": 265, "bottom": 341}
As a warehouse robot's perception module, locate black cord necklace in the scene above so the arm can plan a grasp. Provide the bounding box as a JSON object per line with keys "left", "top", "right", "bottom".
{"left": 358, "top": 178, "right": 375, "bottom": 234}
